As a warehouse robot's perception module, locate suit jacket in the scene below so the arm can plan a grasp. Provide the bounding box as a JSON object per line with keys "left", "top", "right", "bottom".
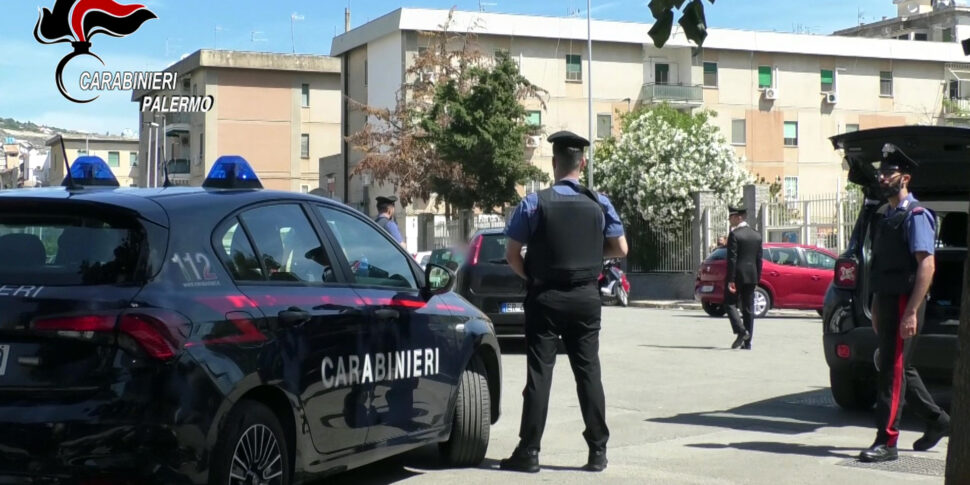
{"left": 725, "top": 224, "right": 763, "bottom": 286}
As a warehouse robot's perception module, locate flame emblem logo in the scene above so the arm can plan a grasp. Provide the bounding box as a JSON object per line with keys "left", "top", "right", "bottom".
{"left": 34, "top": 0, "right": 157, "bottom": 103}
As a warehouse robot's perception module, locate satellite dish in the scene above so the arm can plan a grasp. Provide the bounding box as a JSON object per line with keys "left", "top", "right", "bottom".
{"left": 907, "top": 2, "right": 920, "bottom": 13}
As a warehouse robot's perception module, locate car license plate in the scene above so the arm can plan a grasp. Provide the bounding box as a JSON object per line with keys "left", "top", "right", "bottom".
{"left": 0, "top": 344, "right": 9, "bottom": 377}
{"left": 700, "top": 285, "right": 714, "bottom": 293}
{"left": 501, "top": 303, "right": 524, "bottom": 313}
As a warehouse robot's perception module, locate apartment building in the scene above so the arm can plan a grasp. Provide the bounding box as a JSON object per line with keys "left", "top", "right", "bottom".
{"left": 43, "top": 134, "right": 140, "bottom": 187}
{"left": 331, "top": 8, "right": 969, "bottom": 217}
{"left": 132, "top": 50, "right": 341, "bottom": 192}
{"left": 836, "top": 0, "right": 970, "bottom": 42}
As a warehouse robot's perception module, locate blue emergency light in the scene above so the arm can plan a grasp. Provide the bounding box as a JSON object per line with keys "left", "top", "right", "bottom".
{"left": 202, "top": 155, "right": 263, "bottom": 189}
{"left": 62, "top": 156, "right": 120, "bottom": 187}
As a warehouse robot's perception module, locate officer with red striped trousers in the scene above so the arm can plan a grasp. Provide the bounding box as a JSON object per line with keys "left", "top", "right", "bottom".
{"left": 859, "top": 143, "right": 950, "bottom": 463}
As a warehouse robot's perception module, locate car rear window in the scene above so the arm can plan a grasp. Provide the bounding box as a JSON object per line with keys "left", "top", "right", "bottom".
{"left": 0, "top": 212, "right": 153, "bottom": 286}
{"left": 706, "top": 248, "right": 726, "bottom": 261}
{"left": 478, "top": 234, "right": 508, "bottom": 262}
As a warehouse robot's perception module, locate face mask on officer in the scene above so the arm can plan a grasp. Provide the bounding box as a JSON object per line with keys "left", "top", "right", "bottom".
{"left": 877, "top": 143, "right": 917, "bottom": 200}
{"left": 877, "top": 169, "right": 906, "bottom": 199}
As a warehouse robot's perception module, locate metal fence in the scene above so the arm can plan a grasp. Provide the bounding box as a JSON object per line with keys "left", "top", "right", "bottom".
{"left": 625, "top": 216, "right": 694, "bottom": 273}
{"left": 763, "top": 192, "right": 863, "bottom": 253}
{"left": 432, "top": 215, "right": 508, "bottom": 249}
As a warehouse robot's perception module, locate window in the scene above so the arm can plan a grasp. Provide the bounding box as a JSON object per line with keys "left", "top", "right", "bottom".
{"left": 233, "top": 204, "right": 337, "bottom": 283}
{"left": 301, "top": 134, "right": 309, "bottom": 159}
{"left": 107, "top": 151, "right": 120, "bottom": 167}
{"left": 315, "top": 206, "right": 417, "bottom": 289}
{"left": 417, "top": 46, "right": 428, "bottom": 56}
{"left": 784, "top": 121, "right": 798, "bottom": 147}
{"left": 703, "top": 62, "right": 718, "bottom": 87}
{"left": 301, "top": 83, "right": 310, "bottom": 107}
{"left": 950, "top": 80, "right": 960, "bottom": 99}
{"left": 784, "top": 176, "right": 798, "bottom": 200}
{"left": 216, "top": 219, "right": 263, "bottom": 281}
{"left": 129, "top": 152, "right": 138, "bottom": 167}
{"left": 566, "top": 54, "right": 582, "bottom": 82}
{"left": 880, "top": 71, "right": 893, "bottom": 96}
{"left": 821, "top": 69, "right": 834, "bottom": 92}
{"left": 944, "top": 28, "right": 955, "bottom": 43}
{"left": 804, "top": 249, "right": 836, "bottom": 270}
{"left": 655, "top": 63, "right": 670, "bottom": 85}
{"left": 326, "top": 173, "right": 336, "bottom": 198}
{"left": 914, "top": 32, "right": 928, "bottom": 41}
{"left": 526, "top": 110, "right": 542, "bottom": 127}
{"left": 364, "top": 60, "right": 368, "bottom": 86}
{"left": 300, "top": 185, "right": 309, "bottom": 194}
{"left": 494, "top": 48, "right": 510, "bottom": 60}
{"left": 597, "top": 113, "right": 612, "bottom": 139}
{"left": 731, "top": 119, "right": 746, "bottom": 145}
{"left": 525, "top": 179, "right": 542, "bottom": 194}
{"left": 845, "top": 123, "right": 859, "bottom": 133}
{"left": 770, "top": 247, "right": 801, "bottom": 266}
{"left": 758, "top": 66, "right": 772, "bottom": 89}
{"left": 897, "top": 34, "right": 909, "bottom": 40}
{"left": 77, "top": 149, "right": 87, "bottom": 156}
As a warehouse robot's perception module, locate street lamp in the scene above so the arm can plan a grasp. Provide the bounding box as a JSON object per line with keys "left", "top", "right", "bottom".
{"left": 149, "top": 121, "right": 159, "bottom": 188}
{"left": 586, "top": 0, "right": 594, "bottom": 190}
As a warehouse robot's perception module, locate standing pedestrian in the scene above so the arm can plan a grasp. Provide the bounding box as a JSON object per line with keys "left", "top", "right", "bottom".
{"left": 499, "top": 131, "right": 628, "bottom": 473}
{"left": 374, "top": 195, "right": 405, "bottom": 247}
{"left": 724, "top": 205, "right": 762, "bottom": 350}
{"left": 858, "top": 143, "right": 950, "bottom": 463}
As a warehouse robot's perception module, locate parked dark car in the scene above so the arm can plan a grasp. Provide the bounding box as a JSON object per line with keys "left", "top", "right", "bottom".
{"left": 695, "top": 243, "right": 837, "bottom": 318}
{"left": 822, "top": 126, "right": 966, "bottom": 411}
{"left": 0, "top": 156, "right": 502, "bottom": 484}
{"left": 455, "top": 228, "right": 527, "bottom": 335}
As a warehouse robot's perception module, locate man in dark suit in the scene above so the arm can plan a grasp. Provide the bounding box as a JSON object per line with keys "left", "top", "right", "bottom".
{"left": 725, "top": 205, "right": 763, "bottom": 350}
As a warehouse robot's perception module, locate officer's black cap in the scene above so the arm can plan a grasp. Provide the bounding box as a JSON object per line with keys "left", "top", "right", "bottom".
{"left": 880, "top": 143, "right": 919, "bottom": 174}
{"left": 547, "top": 130, "right": 590, "bottom": 149}
{"left": 728, "top": 205, "right": 747, "bottom": 215}
{"left": 376, "top": 195, "right": 398, "bottom": 205}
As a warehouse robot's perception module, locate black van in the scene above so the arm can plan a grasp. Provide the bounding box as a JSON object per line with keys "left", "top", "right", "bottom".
{"left": 822, "top": 126, "right": 967, "bottom": 410}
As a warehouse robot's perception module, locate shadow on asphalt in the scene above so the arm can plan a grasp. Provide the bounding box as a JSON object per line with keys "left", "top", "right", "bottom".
{"left": 646, "top": 387, "right": 952, "bottom": 440}
{"left": 638, "top": 344, "right": 733, "bottom": 351}
{"left": 670, "top": 313, "right": 822, "bottom": 321}
{"left": 687, "top": 441, "right": 860, "bottom": 459}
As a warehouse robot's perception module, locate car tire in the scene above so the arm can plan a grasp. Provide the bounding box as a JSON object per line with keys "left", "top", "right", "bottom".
{"left": 753, "top": 287, "right": 771, "bottom": 318}
{"left": 614, "top": 285, "right": 629, "bottom": 307}
{"left": 440, "top": 356, "right": 490, "bottom": 467}
{"left": 817, "top": 309, "right": 824, "bottom": 317}
{"left": 829, "top": 368, "right": 877, "bottom": 411}
{"left": 210, "top": 400, "right": 290, "bottom": 485}
{"left": 702, "top": 302, "right": 726, "bottom": 317}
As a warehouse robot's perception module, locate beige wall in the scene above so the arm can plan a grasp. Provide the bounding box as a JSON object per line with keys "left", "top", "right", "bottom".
{"left": 47, "top": 140, "right": 139, "bottom": 187}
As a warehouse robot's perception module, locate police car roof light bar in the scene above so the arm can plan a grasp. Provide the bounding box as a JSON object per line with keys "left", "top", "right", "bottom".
{"left": 202, "top": 156, "right": 263, "bottom": 189}
{"left": 62, "top": 156, "right": 120, "bottom": 188}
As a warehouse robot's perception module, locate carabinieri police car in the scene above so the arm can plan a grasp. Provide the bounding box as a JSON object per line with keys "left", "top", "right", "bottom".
{"left": 0, "top": 155, "right": 501, "bottom": 484}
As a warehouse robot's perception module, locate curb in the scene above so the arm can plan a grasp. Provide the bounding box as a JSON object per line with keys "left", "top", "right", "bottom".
{"left": 629, "top": 300, "right": 703, "bottom": 310}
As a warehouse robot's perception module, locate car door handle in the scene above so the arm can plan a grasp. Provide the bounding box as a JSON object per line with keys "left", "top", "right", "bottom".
{"left": 279, "top": 307, "right": 311, "bottom": 326}
{"left": 374, "top": 308, "right": 400, "bottom": 321}
{"left": 811, "top": 275, "right": 821, "bottom": 280}
{"left": 769, "top": 271, "right": 780, "bottom": 277}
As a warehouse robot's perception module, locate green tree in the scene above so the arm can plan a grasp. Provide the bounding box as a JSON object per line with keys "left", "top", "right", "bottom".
{"left": 424, "top": 53, "right": 548, "bottom": 213}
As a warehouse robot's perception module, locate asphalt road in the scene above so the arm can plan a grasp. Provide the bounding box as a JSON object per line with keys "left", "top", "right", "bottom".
{"left": 323, "top": 306, "right": 949, "bottom": 484}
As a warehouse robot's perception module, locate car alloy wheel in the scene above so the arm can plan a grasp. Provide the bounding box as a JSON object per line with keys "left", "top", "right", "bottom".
{"left": 230, "top": 424, "right": 284, "bottom": 485}
{"left": 753, "top": 288, "right": 769, "bottom": 318}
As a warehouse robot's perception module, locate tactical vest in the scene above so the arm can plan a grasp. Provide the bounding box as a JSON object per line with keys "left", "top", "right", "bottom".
{"left": 524, "top": 182, "right": 605, "bottom": 286}
{"left": 869, "top": 200, "right": 926, "bottom": 295}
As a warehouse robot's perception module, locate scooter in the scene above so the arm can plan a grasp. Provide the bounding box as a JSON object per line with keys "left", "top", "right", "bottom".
{"left": 598, "top": 258, "right": 630, "bottom": 307}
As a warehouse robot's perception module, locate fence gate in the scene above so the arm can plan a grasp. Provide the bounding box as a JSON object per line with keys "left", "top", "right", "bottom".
{"left": 763, "top": 192, "right": 862, "bottom": 254}
{"left": 625, "top": 216, "right": 694, "bottom": 273}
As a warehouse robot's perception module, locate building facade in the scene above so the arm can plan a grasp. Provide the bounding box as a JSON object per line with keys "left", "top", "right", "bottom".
{"left": 43, "top": 135, "right": 139, "bottom": 187}
{"left": 133, "top": 50, "right": 341, "bottom": 192}
{"left": 331, "top": 8, "right": 969, "bottom": 224}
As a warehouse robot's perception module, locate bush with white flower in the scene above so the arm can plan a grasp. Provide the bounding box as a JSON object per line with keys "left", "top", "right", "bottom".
{"left": 594, "top": 105, "right": 753, "bottom": 230}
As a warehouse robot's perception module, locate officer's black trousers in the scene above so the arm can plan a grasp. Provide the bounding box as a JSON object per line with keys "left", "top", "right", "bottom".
{"left": 873, "top": 293, "right": 946, "bottom": 447}
{"left": 726, "top": 283, "right": 756, "bottom": 338}
{"left": 518, "top": 282, "right": 609, "bottom": 453}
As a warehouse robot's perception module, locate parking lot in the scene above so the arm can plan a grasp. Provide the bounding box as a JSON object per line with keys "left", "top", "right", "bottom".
{"left": 326, "top": 306, "right": 948, "bottom": 484}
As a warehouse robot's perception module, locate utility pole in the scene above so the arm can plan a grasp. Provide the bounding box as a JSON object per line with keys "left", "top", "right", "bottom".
{"left": 291, "top": 13, "right": 304, "bottom": 53}
{"left": 586, "top": 0, "right": 594, "bottom": 189}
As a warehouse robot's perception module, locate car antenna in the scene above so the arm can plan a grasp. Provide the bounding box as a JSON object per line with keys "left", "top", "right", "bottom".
{"left": 59, "top": 134, "right": 78, "bottom": 190}
{"left": 162, "top": 158, "right": 173, "bottom": 188}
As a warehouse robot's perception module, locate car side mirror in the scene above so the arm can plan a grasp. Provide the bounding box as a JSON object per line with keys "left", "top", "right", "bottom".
{"left": 423, "top": 263, "right": 456, "bottom": 297}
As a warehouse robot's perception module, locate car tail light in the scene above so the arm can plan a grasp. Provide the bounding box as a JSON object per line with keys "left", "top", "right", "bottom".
{"left": 834, "top": 258, "right": 858, "bottom": 289}
{"left": 469, "top": 235, "right": 483, "bottom": 265}
{"left": 32, "top": 310, "right": 189, "bottom": 361}
{"left": 836, "top": 344, "right": 851, "bottom": 359}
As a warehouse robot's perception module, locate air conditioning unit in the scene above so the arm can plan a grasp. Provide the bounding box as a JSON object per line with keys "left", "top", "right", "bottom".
{"left": 525, "top": 135, "right": 541, "bottom": 148}
{"left": 825, "top": 92, "right": 839, "bottom": 104}
{"left": 764, "top": 87, "right": 779, "bottom": 100}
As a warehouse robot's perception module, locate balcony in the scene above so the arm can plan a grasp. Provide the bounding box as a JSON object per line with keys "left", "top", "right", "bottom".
{"left": 165, "top": 113, "right": 192, "bottom": 134}
{"left": 943, "top": 98, "right": 970, "bottom": 118}
{"left": 639, "top": 83, "right": 703, "bottom": 106}
{"left": 166, "top": 158, "right": 191, "bottom": 175}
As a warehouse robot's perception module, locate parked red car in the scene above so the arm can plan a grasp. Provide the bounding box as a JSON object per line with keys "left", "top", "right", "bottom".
{"left": 695, "top": 243, "right": 837, "bottom": 317}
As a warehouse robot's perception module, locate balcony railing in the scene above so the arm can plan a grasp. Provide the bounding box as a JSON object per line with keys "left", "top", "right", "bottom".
{"left": 943, "top": 97, "right": 970, "bottom": 118}
{"left": 167, "top": 159, "right": 191, "bottom": 174}
{"left": 640, "top": 83, "right": 703, "bottom": 105}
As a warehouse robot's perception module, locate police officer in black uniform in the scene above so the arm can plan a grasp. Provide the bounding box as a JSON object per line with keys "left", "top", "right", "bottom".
{"left": 859, "top": 143, "right": 950, "bottom": 463}
{"left": 499, "top": 131, "right": 628, "bottom": 473}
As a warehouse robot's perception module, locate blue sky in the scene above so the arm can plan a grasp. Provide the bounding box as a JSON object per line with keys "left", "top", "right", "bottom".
{"left": 0, "top": 0, "right": 898, "bottom": 135}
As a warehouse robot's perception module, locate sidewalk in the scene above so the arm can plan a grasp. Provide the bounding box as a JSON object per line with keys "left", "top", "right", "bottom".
{"left": 629, "top": 299, "right": 702, "bottom": 310}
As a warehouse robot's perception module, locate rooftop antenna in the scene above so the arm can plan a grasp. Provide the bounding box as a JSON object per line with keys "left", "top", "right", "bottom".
{"left": 479, "top": 0, "right": 496, "bottom": 12}
{"left": 214, "top": 25, "right": 226, "bottom": 48}
{"left": 291, "top": 13, "right": 305, "bottom": 53}
{"left": 162, "top": 155, "right": 172, "bottom": 187}
{"left": 58, "top": 134, "right": 78, "bottom": 189}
